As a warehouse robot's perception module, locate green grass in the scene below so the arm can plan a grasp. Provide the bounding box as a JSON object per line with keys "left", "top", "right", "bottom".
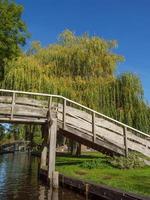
{"left": 56, "top": 152, "right": 150, "bottom": 197}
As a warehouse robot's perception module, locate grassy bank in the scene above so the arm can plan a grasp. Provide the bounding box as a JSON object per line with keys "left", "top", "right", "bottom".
{"left": 55, "top": 152, "right": 150, "bottom": 197}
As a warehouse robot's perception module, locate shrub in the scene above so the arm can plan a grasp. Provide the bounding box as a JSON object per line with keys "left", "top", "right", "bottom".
{"left": 80, "top": 158, "right": 109, "bottom": 169}
{"left": 109, "top": 153, "right": 146, "bottom": 169}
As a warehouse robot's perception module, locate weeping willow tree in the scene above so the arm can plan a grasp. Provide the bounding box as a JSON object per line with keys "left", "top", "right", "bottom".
{"left": 1, "top": 30, "right": 150, "bottom": 134}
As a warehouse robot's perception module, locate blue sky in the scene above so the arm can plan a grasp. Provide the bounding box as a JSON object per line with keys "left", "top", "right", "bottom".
{"left": 16, "top": 0, "right": 150, "bottom": 103}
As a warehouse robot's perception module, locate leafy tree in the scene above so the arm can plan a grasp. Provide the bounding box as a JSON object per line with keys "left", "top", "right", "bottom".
{"left": 1, "top": 30, "right": 150, "bottom": 134}
{"left": 0, "top": 0, "right": 29, "bottom": 79}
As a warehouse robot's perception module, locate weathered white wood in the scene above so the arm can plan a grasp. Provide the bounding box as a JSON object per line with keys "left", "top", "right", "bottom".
{"left": 11, "top": 93, "right": 16, "bottom": 119}
{"left": 0, "top": 103, "right": 47, "bottom": 117}
{"left": 52, "top": 189, "right": 58, "bottom": 200}
{"left": 48, "top": 118, "right": 57, "bottom": 185}
{"left": 0, "top": 116, "right": 46, "bottom": 124}
{"left": 123, "top": 126, "right": 128, "bottom": 157}
{"left": 0, "top": 91, "right": 150, "bottom": 157}
{"left": 48, "top": 96, "right": 52, "bottom": 110}
{"left": 40, "top": 124, "right": 49, "bottom": 169}
{"left": 0, "top": 96, "right": 48, "bottom": 107}
{"left": 57, "top": 104, "right": 150, "bottom": 157}
{"left": 127, "top": 130, "right": 150, "bottom": 147}
{"left": 0, "top": 89, "right": 149, "bottom": 137}
{"left": 58, "top": 122, "right": 125, "bottom": 155}
{"left": 52, "top": 171, "right": 59, "bottom": 189}
{"left": 92, "top": 112, "right": 96, "bottom": 142}
{"left": 58, "top": 104, "right": 124, "bottom": 136}
{"left": 58, "top": 112, "right": 124, "bottom": 147}
{"left": 63, "top": 99, "right": 66, "bottom": 130}
{"left": 40, "top": 146, "right": 48, "bottom": 169}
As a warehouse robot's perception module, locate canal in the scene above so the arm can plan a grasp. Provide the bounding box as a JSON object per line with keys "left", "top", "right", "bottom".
{"left": 0, "top": 152, "right": 86, "bottom": 200}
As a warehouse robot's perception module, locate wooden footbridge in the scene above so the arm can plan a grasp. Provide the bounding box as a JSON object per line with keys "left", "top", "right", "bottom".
{"left": 0, "top": 89, "right": 150, "bottom": 185}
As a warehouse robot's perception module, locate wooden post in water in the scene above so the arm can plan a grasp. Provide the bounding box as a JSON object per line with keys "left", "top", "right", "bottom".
{"left": 48, "top": 118, "right": 57, "bottom": 187}
{"left": 40, "top": 124, "right": 48, "bottom": 170}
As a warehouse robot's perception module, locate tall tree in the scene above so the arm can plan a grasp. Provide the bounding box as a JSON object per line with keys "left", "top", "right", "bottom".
{"left": 0, "top": 0, "right": 29, "bottom": 79}
{"left": 1, "top": 30, "right": 150, "bottom": 134}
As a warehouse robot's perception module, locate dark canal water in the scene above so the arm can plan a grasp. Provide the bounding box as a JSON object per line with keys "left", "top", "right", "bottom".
{"left": 0, "top": 153, "right": 86, "bottom": 200}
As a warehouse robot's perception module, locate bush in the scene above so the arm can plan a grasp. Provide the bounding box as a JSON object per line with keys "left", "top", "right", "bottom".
{"left": 109, "top": 153, "right": 145, "bottom": 169}
{"left": 80, "top": 158, "right": 109, "bottom": 169}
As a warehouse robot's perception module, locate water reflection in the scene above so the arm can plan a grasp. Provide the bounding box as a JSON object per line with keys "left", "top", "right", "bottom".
{"left": 0, "top": 153, "right": 85, "bottom": 200}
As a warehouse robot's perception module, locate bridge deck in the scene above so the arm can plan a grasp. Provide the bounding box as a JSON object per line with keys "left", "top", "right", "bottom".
{"left": 0, "top": 89, "right": 150, "bottom": 157}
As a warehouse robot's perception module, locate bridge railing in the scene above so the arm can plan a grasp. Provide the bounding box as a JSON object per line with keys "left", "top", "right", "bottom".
{"left": 0, "top": 89, "right": 150, "bottom": 157}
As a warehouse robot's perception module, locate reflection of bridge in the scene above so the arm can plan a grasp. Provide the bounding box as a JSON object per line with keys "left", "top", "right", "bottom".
{"left": 0, "top": 89, "right": 150, "bottom": 186}
{"left": 0, "top": 140, "right": 30, "bottom": 152}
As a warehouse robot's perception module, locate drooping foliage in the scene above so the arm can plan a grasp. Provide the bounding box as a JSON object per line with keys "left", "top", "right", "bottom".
{"left": 1, "top": 30, "right": 150, "bottom": 134}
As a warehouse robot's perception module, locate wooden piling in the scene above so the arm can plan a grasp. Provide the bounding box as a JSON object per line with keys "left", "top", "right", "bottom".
{"left": 52, "top": 171, "right": 59, "bottom": 189}
{"left": 40, "top": 124, "right": 48, "bottom": 170}
{"left": 48, "top": 118, "right": 57, "bottom": 186}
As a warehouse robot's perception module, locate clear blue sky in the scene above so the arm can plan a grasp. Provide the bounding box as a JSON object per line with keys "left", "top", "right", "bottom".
{"left": 16, "top": 0, "right": 150, "bottom": 103}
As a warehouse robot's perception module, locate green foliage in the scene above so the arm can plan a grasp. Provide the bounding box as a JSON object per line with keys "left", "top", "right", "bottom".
{"left": 80, "top": 153, "right": 146, "bottom": 170}
{"left": 109, "top": 153, "right": 146, "bottom": 169}
{"left": 0, "top": 0, "right": 29, "bottom": 79}
{"left": 80, "top": 158, "right": 110, "bottom": 169}
{"left": 1, "top": 30, "right": 150, "bottom": 133}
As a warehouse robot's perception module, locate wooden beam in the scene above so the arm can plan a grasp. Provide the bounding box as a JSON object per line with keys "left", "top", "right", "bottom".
{"left": 11, "top": 92, "right": 15, "bottom": 120}
{"left": 63, "top": 99, "right": 66, "bottom": 130}
{"left": 40, "top": 124, "right": 48, "bottom": 170}
{"left": 48, "top": 96, "right": 52, "bottom": 111}
{"left": 123, "top": 126, "right": 128, "bottom": 157}
{"left": 92, "top": 112, "right": 96, "bottom": 143}
{"left": 48, "top": 118, "right": 57, "bottom": 185}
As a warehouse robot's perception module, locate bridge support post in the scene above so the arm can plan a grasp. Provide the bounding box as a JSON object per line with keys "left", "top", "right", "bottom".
{"left": 40, "top": 124, "right": 48, "bottom": 170}
{"left": 48, "top": 118, "right": 58, "bottom": 187}
{"left": 123, "top": 126, "right": 128, "bottom": 157}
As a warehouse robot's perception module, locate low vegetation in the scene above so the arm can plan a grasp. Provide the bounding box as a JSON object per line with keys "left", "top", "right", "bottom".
{"left": 56, "top": 152, "right": 150, "bottom": 196}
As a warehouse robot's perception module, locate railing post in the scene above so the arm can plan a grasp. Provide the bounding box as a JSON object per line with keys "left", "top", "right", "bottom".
{"left": 48, "top": 96, "right": 52, "bottom": 109}
{"left": 123, "top": 126, "right": 128, "bottom": 157}
{"left": 11, "top": 92, "right": 16, "bottom": 120}
{"left": 92, "top": 111, "right": 96, "bottom": 143}
{"left": 63, "top": 99, "right": 66, "bottom": 130}
{"left": 48, "top": 118, "right": 57, "bottom": 186}
{"left": 48, "top": 96, "right": 52, "bottom": 118}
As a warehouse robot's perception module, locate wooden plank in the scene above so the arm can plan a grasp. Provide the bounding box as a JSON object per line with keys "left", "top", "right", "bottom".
{"left": 0, "top": 96, "right": 48, "bottom": 107}
{"left": 127, "top": 131, "right": 150, "bottom": 147}
{"left": 0, "top": 103, "right": 47, "bottom": 117}
{"left": 127, "top": 140, "right": 150, "bottom": 157}
{"left": 0, "top": 117, "right": 46, "bottom": 124}
{"left": 58, "top": 112, "right": 124, "bottom": 148}
{"left": 58, "top": 123, "right": 125, "bottom": 156}
{"left": 58, "top": 104, "right": 124, "bottom": 136}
